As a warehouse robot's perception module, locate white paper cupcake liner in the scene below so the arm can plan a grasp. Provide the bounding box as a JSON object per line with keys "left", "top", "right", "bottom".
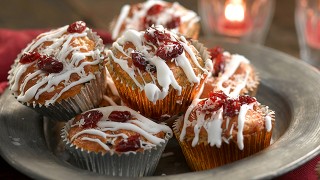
{"left": 61, "top": 119, "right": 172, "bottom": 177}
{"left": 34, "top": 71, "right": 105, "bottom": 121}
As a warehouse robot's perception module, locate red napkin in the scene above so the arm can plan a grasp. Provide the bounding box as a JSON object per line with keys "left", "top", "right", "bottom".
{"left": 0, "top": 28, "right": 318, "bottom": 179}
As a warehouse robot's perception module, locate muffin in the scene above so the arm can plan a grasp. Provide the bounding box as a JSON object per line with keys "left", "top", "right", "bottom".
{"left": 174, "top": 91, "right": 275, "bottom": 171}
{"left": 199, "top": 46, "right": 259, "bottom": 99}
{"left": 110, "top": 0, "right": 200, "bottom": 40}
{"left": 61, "top": 106, "right": 173, "bottom": 177}
{"left": 7, "top": 21, "right": 105, "bottom": 120}
{"left": 106, "top": 25, "right": 212, "bottom": 121}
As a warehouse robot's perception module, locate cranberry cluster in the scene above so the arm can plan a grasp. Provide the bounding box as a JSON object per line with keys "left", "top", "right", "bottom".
{"left": 199, "top": 91, "right": 256, "bottom": 117}
{"left": 144, "top": 27, "right": 184, "bottom": 61}
{"left": 19, "top": 51, "right": 63, "bottom": 73}
{"left": 131, "top": 51, "right": 156, "bottom": 73}
{"left": 208, "top": 46, "right": 226, "bottom": 77}
{"left": 81, "top": 110, "right": 104, "bottom": 129}
{"left": 142, "top": 4, "right": 181, "bottom": 30}
{"left": 67, "top": 21, "right": 86, "bottom": 33}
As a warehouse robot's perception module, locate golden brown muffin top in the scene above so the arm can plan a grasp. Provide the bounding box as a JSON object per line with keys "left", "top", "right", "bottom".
{"left": 107, "top": 25, "right": 212, "bottom": 103}
{"left": 176, "top": 91, "right": 274, "bottom": 150}
{"left": 8, "top": 21, "right": 104, "bottom": 106}
{"left": 66, "top": 106, "right": 172, "bottom": 154}
{"left": 111, "top": 0, "right": 200, "bottom": 40}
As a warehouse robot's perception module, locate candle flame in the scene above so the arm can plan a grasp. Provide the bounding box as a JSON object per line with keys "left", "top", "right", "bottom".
{"left": 225, "top": 0, "right": 245, "bottom": 22}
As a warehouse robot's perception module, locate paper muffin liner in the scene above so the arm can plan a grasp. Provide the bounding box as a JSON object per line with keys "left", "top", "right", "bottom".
{"left": 173, "top": 105, "right": 275, "bottom": 171}
{"left": 106, "top": 40, "right": 211, "bottom": 123}
{"left": 7, "top": 29, "right": 106, "bottom": 121}
{"left": 61, "top": 119, "right": 172, "bottom": 177}
{"left": 33, "top": 70, "right": 106, "bottom": 121}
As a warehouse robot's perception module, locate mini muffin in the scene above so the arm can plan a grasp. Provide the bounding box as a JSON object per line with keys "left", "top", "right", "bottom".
{"left": 110, "top": 0, "right": 200, "bottom": 40}
{"left": 7, "top": 21, "right": 106, "bottom": 121}
{"left": 62, "top": 106, "right": 173, "bottom": 177}
{"left": 200, "top": 46, "right": 259, "bottom": 99}
{"left": 106, "top": 25, "right": 212, "bottom": 122}
{"left": 174, "top": 91, "right": 275, "bottom": 171}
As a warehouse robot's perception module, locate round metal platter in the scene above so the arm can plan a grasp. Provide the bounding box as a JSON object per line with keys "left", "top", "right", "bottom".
{"left": 0, "top": 39, "right": 319, "bottom": 179}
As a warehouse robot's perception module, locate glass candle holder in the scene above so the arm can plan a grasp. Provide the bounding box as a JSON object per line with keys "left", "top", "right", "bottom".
{"left": 295, "top": 0, "right": 320, "bottom": 68}
{"left": 199, "top": 0, "right": 275, "bottom": 44}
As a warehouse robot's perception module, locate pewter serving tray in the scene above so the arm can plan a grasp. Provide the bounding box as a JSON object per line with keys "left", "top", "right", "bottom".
{"left": 0, "top": 39, "right": 319, "bottom": 179}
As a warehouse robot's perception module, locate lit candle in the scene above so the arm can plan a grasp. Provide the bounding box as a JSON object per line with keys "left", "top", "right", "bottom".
{"left": 306, "top": 10, "right": 320, "bottom": 49}
{"left": 217, "top": 0, "right": 253, "bottom": 37}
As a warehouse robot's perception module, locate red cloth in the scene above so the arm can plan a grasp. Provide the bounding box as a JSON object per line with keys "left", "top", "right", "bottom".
{"left": 0, "top": 29, "right": 319, "bottom": 179}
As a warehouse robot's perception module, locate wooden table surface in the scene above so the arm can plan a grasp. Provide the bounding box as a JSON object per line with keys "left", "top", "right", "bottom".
{"left": 0, "top": 0, "right": 303, "bottom": 179}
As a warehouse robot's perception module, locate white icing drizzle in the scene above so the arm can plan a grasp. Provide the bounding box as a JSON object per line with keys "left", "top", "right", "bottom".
{"left": 108, "top": 25, "right": 208, "bottom": 103}
{"left": 214, "top": 52, "right": 250, "bottom": 98}
{"left": 112, "top": 4, "right": 130, "bottom": 40}
{"left": 10, "top": 25, "right": 103, "bottom": 105}
{"left": 111, "top": 0, "right": 200, "bottom": 39}
{"left": 237, "top": 104, "right": 252, "bottom": 150}
{"left": 69, "top": 106, "right": 172, "bottom": 153}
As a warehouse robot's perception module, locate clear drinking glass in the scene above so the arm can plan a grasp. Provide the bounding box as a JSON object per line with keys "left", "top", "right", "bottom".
{"left": 199, "top": 0, "right": 275, "bottom": 44}
{"left": 295, "top": 0, "right": 320, "bottom": 68}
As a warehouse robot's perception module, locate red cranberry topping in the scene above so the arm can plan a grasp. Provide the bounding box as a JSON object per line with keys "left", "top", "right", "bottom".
{"left": 166, "top": 16, "right": 181, "bottom": 29}
{"left": 239, "top": 95, "right": 256, "bottom": 105}
{"left": 200, "top": 91, "right": 227, "bottom": 112}
{"left": 108, "top": 111, "right": 132, "bottom": 122}
{"left": 144, "top": 27, "right": 171, "bottom": 46}
{"left": 147, "top": 4, "right": 164, "bottom": 15}
{"left": 208, "top": 46, "right": 225, "bottom": 76}
{"left": 143, "top": 17, "right": 154, "bottom": 29}
{"left": 199, "top": 91, "right": 257, "bottom": 117}
{"left": 81, "top": 110, "right": 104, "bottom": 129}
{"left": 67, "top": 21, "right": 86, "bottom": 33}
{"left": 19, "top": 51, "right": 41, "bottom": 64}
{"left": 131, "top": 51, "right": 147, "bottom": 70}
{"left": 37, "top": 56, "right": 63, "bottom": 73}
{"left": 115, "top": 134, "right": 141, "bottom": 152}
{"left": 223, "top": 99, "right": 241, "bottom": 117}
{"left": 156, "top": 41, "right": 183, "bottom": 61}
{"left": 131, "top": 51, "right": 157, "bottom": 73}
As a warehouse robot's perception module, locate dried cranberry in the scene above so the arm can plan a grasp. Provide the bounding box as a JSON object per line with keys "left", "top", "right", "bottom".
{"left": 208, "top": 46, "right": 225, "bottom": 76}
{"left": 156, "top": 41, "right": 183, "bottom": 61}
{"left": 108, "top": 111, "right": 132, "bottom": 122}
{"left": 144, "top": 27, "right": 171, "bottom": 46}
{"left": 166, "top": 16, "right": 181, "bottom": 29}
{"left": 131, "top": 51, "right": 157, "bottom": 73}
{"left": 223, "top": 99, "right": 241, "bottom": 117}
{"left": 67, "top": 21, "right": 86, "bottom": 33}
{"left": 201, "top": 91, "right": 227, "bottom": 112}
{"left": 239, "top": 95, "right": 256, "bottom": 105}
{"left": 131, "top": 51, "right": 148, "bottom": 70}
{"left": 143, "top": 17, "right": 154, "bottom": 29}
{"left": 37, "top": 56, "right": 63, "bottom": 73}
{"left": 147, "top": 4, "right": 164, "bottom": 15}
{"left": 81, "top": 110, "right": 104, "bottom": 129}
{"left": 19, "top": 51, "right": 41, "bottom": 64}
{"left": 115, "top": 134, "right": 141, "bottom": 152}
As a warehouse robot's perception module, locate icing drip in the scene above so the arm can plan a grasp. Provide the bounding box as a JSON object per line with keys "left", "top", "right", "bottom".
{"left": 215, "top": 52, "right": 250, "bottom": 98}
{"left": 237, "top": 104, "right": 251, "bottom": 150}
{"left": 69, "top": 106, "right": 172, "bottom": 153}
{"left": 108, "top": 25, "right": 208, "bottom": 103}
{"left": 111, "top": 0, "right": 200, "bottom": 39}
{"left": 11, "top": 26, "right": 102, "bottom": 105}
